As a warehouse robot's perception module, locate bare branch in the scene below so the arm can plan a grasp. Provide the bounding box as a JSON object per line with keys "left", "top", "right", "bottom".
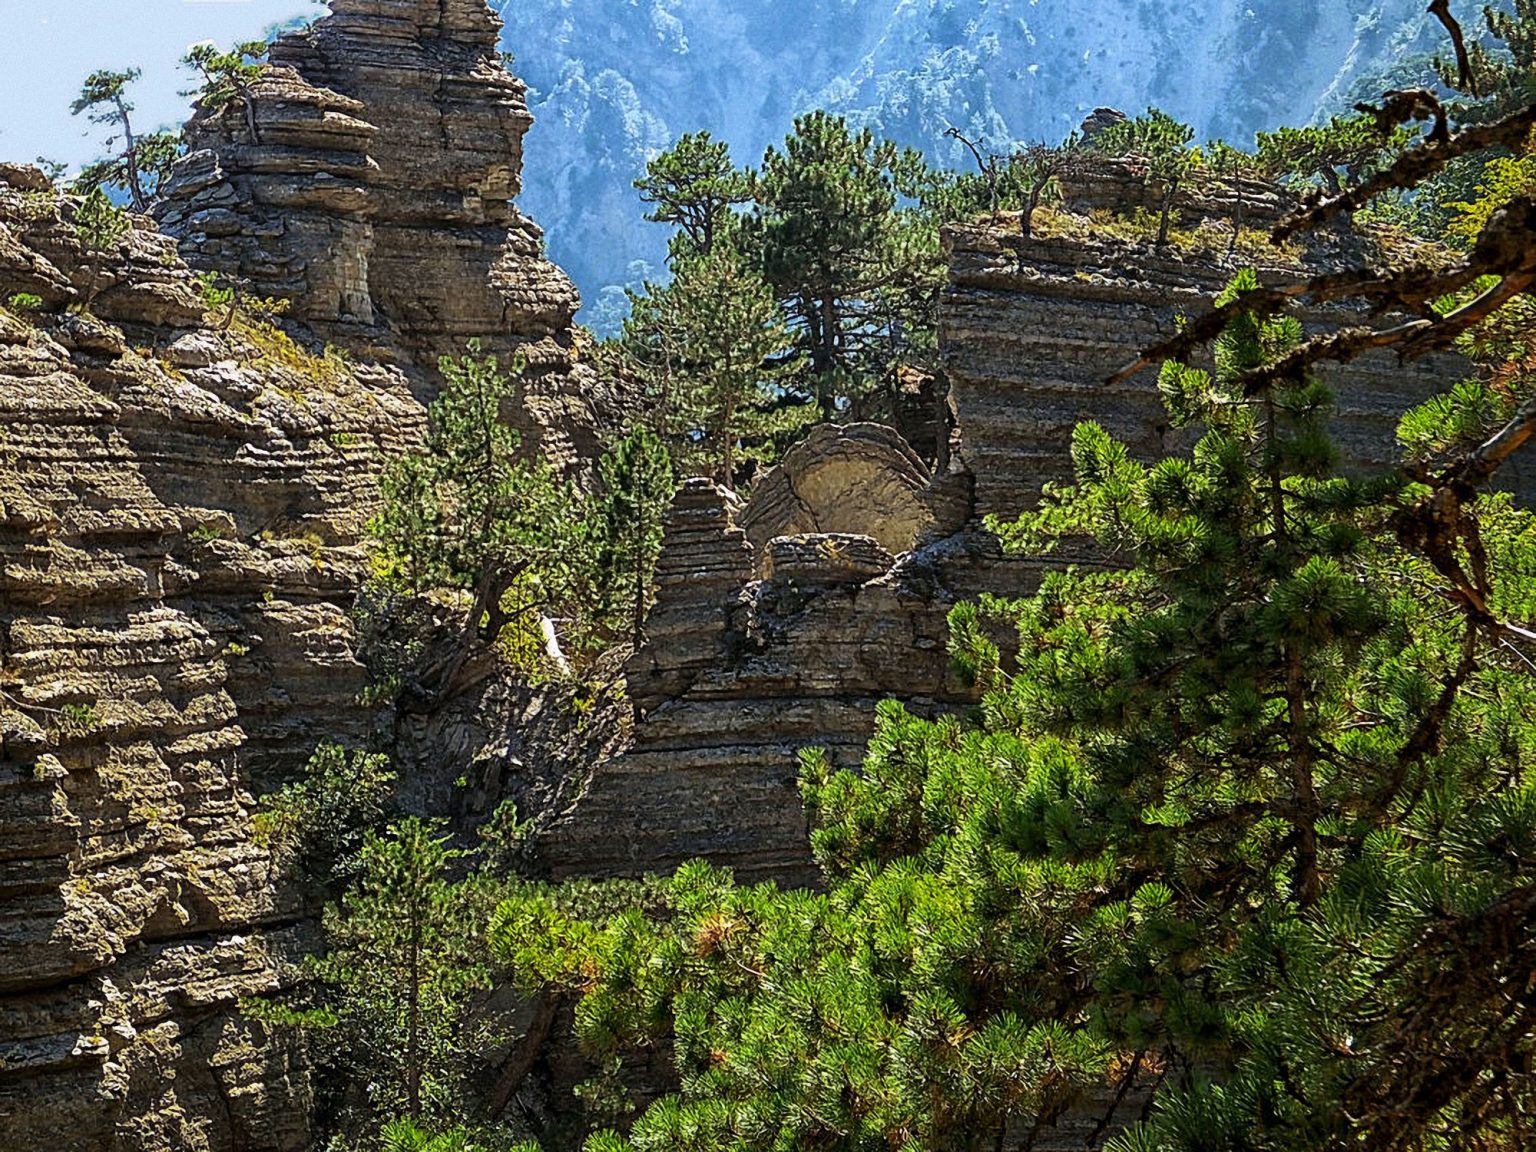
{"left": 1428, "top": 0, "right": 1478, "bottom": 98}
{"left": 1275, "top": 103, "right": 1536, "bottom": 240}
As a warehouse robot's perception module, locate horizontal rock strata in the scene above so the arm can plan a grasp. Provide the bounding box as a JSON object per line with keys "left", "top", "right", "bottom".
{"left": 943, "top": 211, "right": 1511, "bottom": 522}
{"left": 0, "top": 168, "right": 425, "bottom": 1151}
{"left": 156, "top": 0, "right": 616, "bottom": 474}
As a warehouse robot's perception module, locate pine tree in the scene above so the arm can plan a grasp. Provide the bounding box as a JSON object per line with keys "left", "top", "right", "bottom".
{"left": 635, "top": 131, "right": 750, "bottom": 260}
{"left": 254, "top": 743, "right": 396, "bottom": 889}
{"left": 182, "top": 40, "right": 269, "bottom": 145}
{"left": 594, "top": 427, "right": 675, "bottom": 647}
{"left": 750, "top": 111, "right": 942, "bottom": 419}
{"left": 69, "top": 68, "right": 178, "bottom": 210}
{"left": 619, "top": 246, "right": 808, "bottom": 486}
{"left": 1441, "top": 0, "right": 1536, "bottom": 121}
{"left": 1255, "top": 113, "right": 1414, "bottom": 198}
{"left": 369, "top": 344, "right": 597, "bottom": 682}
{"left": 379, "top": 1117, "right": 540, "bottom": 1152}
{"left": 491, "top": 263, "right": 1536, "bottom": 1151}
{"left": 311, "top": 818, "right": 490, "bottom": 1123}
{"left": 71, "top": 187, "right": 131, "bottom": 310}
{"left": 1090, "top": 108, "right": 1196, "bottom": 245}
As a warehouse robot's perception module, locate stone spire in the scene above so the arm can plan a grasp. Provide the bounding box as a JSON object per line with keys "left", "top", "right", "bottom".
{"left": 156, "top": 0, "right": 607, "bottom": 468}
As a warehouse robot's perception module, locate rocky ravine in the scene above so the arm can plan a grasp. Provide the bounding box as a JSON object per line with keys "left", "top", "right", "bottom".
{"left": 0, "top": 1, "right": 615, "bottom": 1148}
{"left": 0, "top": 4, "right": 1525, "bottom": 1149}
{"left": 541, "top": 165, "right": 1519, "bottom": 892}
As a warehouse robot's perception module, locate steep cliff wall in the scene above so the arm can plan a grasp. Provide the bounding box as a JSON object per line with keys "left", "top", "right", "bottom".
{"left": 0, "top": 167, "right": 421, "bottom": 1152}
{"left": 1, "top": 3, "right": 609, "bottom": 1145}
{"left": 539, "top": 471, "right": 966, "bottom": 884}
{"left": 942, "top": 167, "right": 1509, "bottom": 522}
{"left": 156, "top": 0, "right": 614, "bottom": 472}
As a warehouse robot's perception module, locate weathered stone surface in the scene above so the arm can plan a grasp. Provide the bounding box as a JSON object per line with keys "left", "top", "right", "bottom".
{"left": 739, "top": 422, "right": 969, "bottom": 563}
{"left": 620, "top": 480, "right": 757, "bottom": 717}
{"left": 156, "top": 0, "right": 619, "bottom": 475}
{"left": 764, "top": 534, "right": 895, "bottom": 586}
{"left": 8, "top": 30, "right": 1532, "bottom": 1146}
{"left": 0, "top": 171, "right": 421, "bottom": 1152}
{"left": 541, "top": 480, "right": 972, "bottom": 884}
{"left": 941, "top": 195, "right": 1512, "bottom": 522}
{"left": 155, "top": 69, "right": 379, "bottom": 325}
{"left": 0, "top": 163, "right": 52, "bottom": 193}
{"left": 3, "top": 4, "right": 615, "bottom": 1143}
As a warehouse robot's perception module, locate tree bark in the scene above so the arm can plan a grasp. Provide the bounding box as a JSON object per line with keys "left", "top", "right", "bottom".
{"left": 485, "top": 992, "right": 562, "bottom": 1119}
{"left": 114, "top": 96, "right": 146, "bottom": 211}
{"left": 407, "top": 920, "right": 422, "bottom": 1118}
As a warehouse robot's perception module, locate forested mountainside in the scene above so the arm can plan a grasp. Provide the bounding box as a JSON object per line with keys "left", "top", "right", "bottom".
{"left": 498, "top": 0, "right": 1444, "bottom": 328}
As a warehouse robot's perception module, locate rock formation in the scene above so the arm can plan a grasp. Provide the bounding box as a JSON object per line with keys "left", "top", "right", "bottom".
{"left": 541, "top": 467, "right": 976, "bottom": 884}
{"left": 155, "top": 0, "right": 614, "bottom": 472}
{"left": 738, "top": 423, "right": 969, "bottom": 561}
{"left": 1, "top": 2, "right": 615, "bottom": 1145}
{"left": 0, "top": 168, "right": 421, "bottom": 1151}
{"left": 3, "top": 5, "right": 1529, "bottom": 1140}
{"left": 542, "top": 166, "right": 1529, "bottom": 890}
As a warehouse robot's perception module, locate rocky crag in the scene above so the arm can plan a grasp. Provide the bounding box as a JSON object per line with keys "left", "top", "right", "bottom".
{"left": 541, "top": 169, "right": 1515, "bottom": 892}
{"left": 0, "top": 2, "right": 612, "bottom": 1147}
{"left": 155, "top": 0, "right": 614, "bottom": 471}
{"left": 0, "top": 161, "right": 420, "bottom": 1151}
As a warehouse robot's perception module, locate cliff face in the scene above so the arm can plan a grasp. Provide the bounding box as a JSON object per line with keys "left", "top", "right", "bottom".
{"left": 0, "top": 166, "right": 421, "bottom": 1151}
{"left": 156, "top": 0, "right": 613, "bottom": 471}
{"left": 1, "top": 9, "right": 1519, "bottom": 1144}
{"left": 0, "top": 3, "right": 607, "bottom": 1146}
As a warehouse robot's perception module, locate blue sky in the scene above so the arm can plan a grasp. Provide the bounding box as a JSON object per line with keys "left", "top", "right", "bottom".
{"left": 0, "top": 0, "right": 313, "bottom": 171}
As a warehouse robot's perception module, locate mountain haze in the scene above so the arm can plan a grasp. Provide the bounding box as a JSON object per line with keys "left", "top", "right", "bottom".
{"left": 495, "top": 0, "right": 1447, "bottom": 330}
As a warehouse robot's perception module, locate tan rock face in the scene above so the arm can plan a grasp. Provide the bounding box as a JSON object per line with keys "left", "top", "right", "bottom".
{"left": 940, "top": 199, "right": 1516, "bottom": 523}
{"left": 156, "top": 0, "right": 617, "bottom": 474}
{"left": 739, "top": 423, "right": 969, "bottom": 563}
{"left": 0, "top": 169, "right": 421, "bottom": 1150}
{"left": 5, "top": 3, "right": 616, "bottom": 1143}
{"left": 541, "top": 479, "right": 974, "bottom": 885}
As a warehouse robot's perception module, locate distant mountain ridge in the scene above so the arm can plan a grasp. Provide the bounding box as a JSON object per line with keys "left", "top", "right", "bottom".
{"left": 494, "top": 0, "right": 1449, "bottom": 331}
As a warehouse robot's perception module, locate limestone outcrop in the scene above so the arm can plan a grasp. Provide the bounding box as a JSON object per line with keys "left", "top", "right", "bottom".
{"left": 1, "top": 2, "right": 608, "bottom": 1142}
{"left": 541, "top": 478, "right": 975, "bottom": 884}
{"left": 156, "top": 0, "right": 614, "bottom": 473}
{"left": 0, "top": 168, "right": 423, "bottom": 1150}
{"left": 542, "top": 163, "right": 1529, "bottom": 893}
{"left": 6, "top": 13, "right": 1531, "bottom": 1140}
{"left": 738, "top": 423, "right": 969, "bottom": 562}
{"left": 942, "top": 211, "right": 1494, "bottom": 523}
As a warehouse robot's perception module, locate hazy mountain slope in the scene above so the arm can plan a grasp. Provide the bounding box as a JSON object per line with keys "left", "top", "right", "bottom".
{"left": 494, "top": 0, "right": 1447, "bottom": 330}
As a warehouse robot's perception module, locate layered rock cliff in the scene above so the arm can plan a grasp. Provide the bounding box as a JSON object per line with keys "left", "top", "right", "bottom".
{"left": 2, "top": 11, "right": 1523, "bottom": 1145}
{"left": 156, "top": 0, "right": 614, "bottom": 472}
{"left": 0, "top": 3, "right": 612, "bottom": 1146}
{"left": 542, "top": 167, "right": 1522, "bottom": 889}
{"left": 0, "top": 165, "right": 421, "bottom": 1152}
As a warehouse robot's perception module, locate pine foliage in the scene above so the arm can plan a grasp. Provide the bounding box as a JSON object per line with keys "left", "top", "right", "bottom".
{"left": 311, "top": 819, "right": 492, "bottom": 1124}
{"left": 594, "top": 426, "right": 675, "bottom": 646}
{"left": 369, "top": 345, "right": 596, "bottom": 672}
{"left": 492, "top": 266, "right": 1536, "bottom": 1151}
